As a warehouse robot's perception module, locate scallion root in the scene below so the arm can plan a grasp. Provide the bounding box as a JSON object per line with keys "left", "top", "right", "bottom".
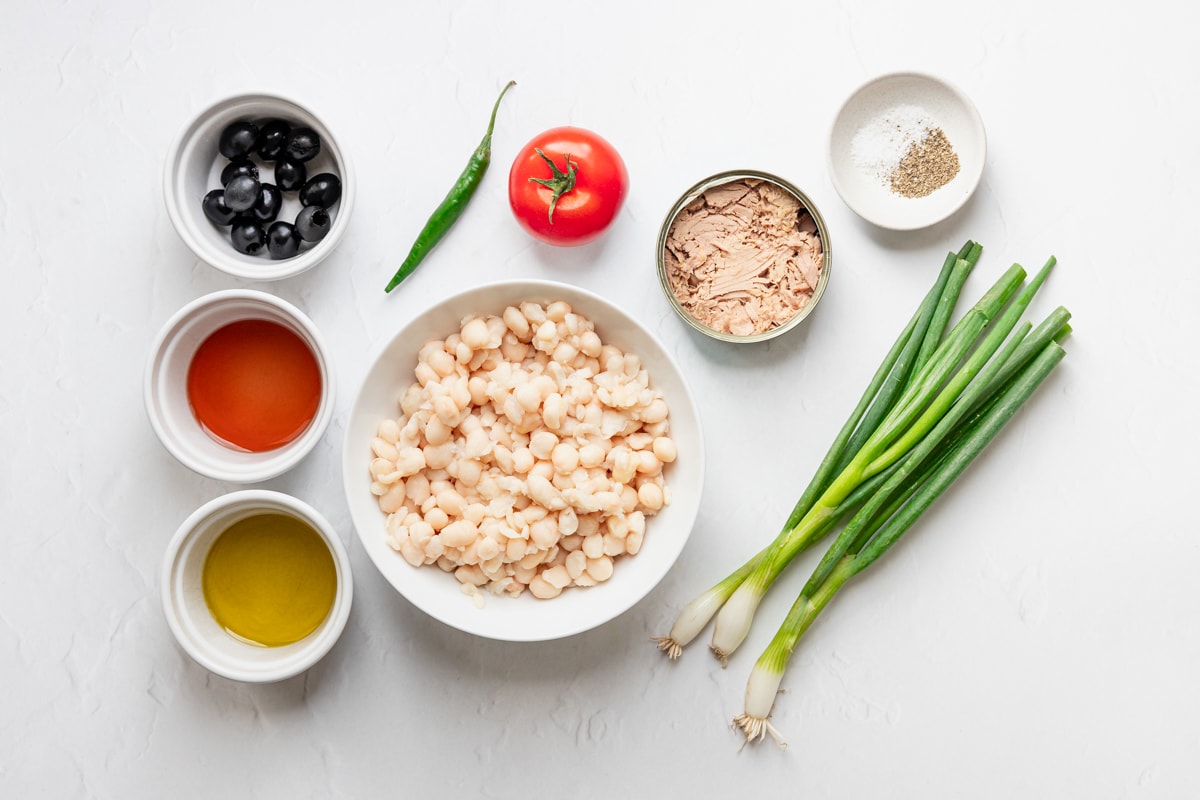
{"left": 651, "top": 636, "right": 683, "bottom": 660}
{"left": 733, "top": 714, "right": 788, "bottom": 750}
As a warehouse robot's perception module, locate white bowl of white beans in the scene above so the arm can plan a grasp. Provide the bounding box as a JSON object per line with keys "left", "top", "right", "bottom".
{"left": 342, "top": 280, "right": 704, "bottom": 641}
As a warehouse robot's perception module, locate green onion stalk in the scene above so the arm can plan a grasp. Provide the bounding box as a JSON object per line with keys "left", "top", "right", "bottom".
{"left": 735, "top": 336, "right": 1068, "bottom": 747}
{"left": 652, "top": 242, "right": 982, "bottom": 659}
{"left": 709, "top": 256, "right": 1029, "bottom": 663}
{"left": 652, "top": 243, "right": 1072, "bottom": 747}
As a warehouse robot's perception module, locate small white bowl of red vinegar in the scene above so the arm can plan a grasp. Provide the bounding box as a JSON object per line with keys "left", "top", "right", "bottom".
{"left": 144, "top": 289, "right": 334, "bottom": 483}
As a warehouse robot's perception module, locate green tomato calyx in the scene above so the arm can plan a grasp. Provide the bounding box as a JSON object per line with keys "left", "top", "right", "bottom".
{"left": 528, "top": 148, "right": 578, "bottom": 225}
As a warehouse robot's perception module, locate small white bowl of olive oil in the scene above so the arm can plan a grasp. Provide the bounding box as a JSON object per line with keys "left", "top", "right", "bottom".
{"left": 162, "top": 490, "right": 353, "bottom": 683}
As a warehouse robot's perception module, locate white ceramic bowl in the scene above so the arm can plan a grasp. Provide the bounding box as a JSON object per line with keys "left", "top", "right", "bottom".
{"left": 342, "top": 280, "right": 705, "bottom": 642}
{"left": 161, "top": 490, "right": 353, "bottom": 683}
{"left": 827, "top": 72, "right": 986, "bottom": 231}
{"left": 163, "top": 91, "right": 354, "bottom": 280}
{"left": 144, "top": 289, "right": 335, "bottom": 483}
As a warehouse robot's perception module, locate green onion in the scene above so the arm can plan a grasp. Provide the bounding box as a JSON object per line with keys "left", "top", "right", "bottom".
{"left": 651, "top": 242, "right": 1072, "bottom": 749}
{"left": 735, "top": 340, "right": 1067, "bottom": 747}
{"left": 708, "top": 259, "right": 1029, "bottom": 663}
{"left": 651, "top": 243, "right": 981, "bottom": 660}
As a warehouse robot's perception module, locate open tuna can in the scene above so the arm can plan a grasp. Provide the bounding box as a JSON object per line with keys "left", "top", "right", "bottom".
{"left": 656, "top": 169, "right": 831, "bottom": 343}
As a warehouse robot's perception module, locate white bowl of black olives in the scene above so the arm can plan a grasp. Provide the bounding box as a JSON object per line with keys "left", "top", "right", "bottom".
{"left": 164, "top": 92, "right": 354, "bottom": 280}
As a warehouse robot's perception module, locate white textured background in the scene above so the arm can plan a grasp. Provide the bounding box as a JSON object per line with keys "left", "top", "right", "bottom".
{"left": 3, "top": 0, "right": 1197, "bottom": 796}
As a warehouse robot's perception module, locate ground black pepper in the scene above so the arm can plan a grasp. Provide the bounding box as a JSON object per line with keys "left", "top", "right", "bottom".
{"left": 889, "top": 127, "right": 960, "bottom": 198}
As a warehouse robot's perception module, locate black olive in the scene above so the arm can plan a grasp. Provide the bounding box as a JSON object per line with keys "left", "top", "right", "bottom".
{"left": 274, "top": 158, "right": 307, "bottom": 192}
{"left": 283, "top": 127, "right": 321, "bottom": 162}
{"left": 218, "top": 120, "right": 260, "bottom": 159}
{"left": 300, "top": 173, "right": 342, "bottom": 209}
{"left": 230, "top": 217, "right": 266, "bottom": 255}
{"left": 251, "top": 183, "right": 282, "bottom": 223}
{"left": 223, "top": 174, "right": 261, "bottom": 212}
{"left": 266, "top": 221, "right": 301, "bottom": 260}
{"left": 220, "top": 158, "right": 259, "bottom": 186}
{"left": 256, "top": 119, "right": 291, "bottom": 161}
{"left": 295, "top": 206, "right": 331, "bottom": 243}
{"left": 201, "top": 189, "right": 237, "bottom": 226}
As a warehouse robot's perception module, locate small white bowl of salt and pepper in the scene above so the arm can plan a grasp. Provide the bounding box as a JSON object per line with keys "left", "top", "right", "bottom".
{"left": 827, "top": 72, "right": 986, "bottom": 231}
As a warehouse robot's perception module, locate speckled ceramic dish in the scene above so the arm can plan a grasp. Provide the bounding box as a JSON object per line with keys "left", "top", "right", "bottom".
{"left": 163, "top": 91, "right": 354, "bottom": 280}
{"left": 827, "top": 72, "right": 986, "bottom": 230}
{"left": 161, "top": 490, "right": 353, "bottom": 683}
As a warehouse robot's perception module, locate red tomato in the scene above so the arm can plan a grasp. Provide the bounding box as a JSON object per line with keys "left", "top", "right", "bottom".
{"left": 508, "top": 126, "right": 628, "bottom": 246}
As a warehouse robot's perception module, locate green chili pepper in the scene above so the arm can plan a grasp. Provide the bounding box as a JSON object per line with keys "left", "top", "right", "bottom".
{"left": 385, "top": 80, "right": 516, "bottom": 293}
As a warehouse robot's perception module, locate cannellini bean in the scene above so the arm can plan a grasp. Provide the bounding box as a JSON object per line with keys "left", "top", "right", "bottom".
{"left": 426, "top": 536, "right": 446, "bottom": 562}
{"left": 461, "top": 318, "right": 490, "bottom": 350}
{"left": 370, "top": 480, "right": 388, "bottom": 497}
{"left": 557, "top": 507, "right": 579, "bottom": 536}
{"left": 576, "top": 514, "right": 600, "bottom": 538}
{"left": 635, "top": 449, "right": 661, "bottom": 475}
{"left": 518, "top": 549, "right": 545, "bottom": 570}
{"left": 424, "top": 507, "right": 450, "bottom": 531}
{"left": 546, "top": 301, "right": 571, "bottom": 322}
{"left": 529, "top": 517, "right": 559, "bottom": 549}
{"left": 476, "top": 536, "right": 502, "bottom": 562}
{"left": 542, "top": 564, "right": 571, "bottom": 590}
{"left": 468, "top": 376, "right": 490, "bottom": 407}
{"left": 578, "top": 443, "right": 606, "bottom": 468}
{"left": 529, "top": 430, "right": 558, "bottom": 460}
{"left": 625, "top": 530, "right": 644, "bottom": 555}
{"left": 586, "top": 555, "right": 614, "bottom": 582}
{"left": 593, "top": 490, "right": 622, "bottom": 515}
{"left": 371, "top": 437, "right": 400, "bottom": 462}
{"left": 652, "top": 436, "right": 677, "bottom": 463}
{"left": 379, "top": 483, "right": 409, "bottom": 514}
{"left": 465, "top": 428, "right": 491, "bottom": 458}
{"left": 520, "top": 301, "right": 546, "bottom": 324}
{"left": 508, "top": 448, "right": 532, "bottom": 472}
{"left": 378, "top": 418, "right": 401, "bottom": 444}
{"left": 607, "top": 446, "right": 633, "bottom": 481}
{"left": 602, "top": 532, "right": 626, "bottom": 557}
{"left": 428, "top": 348, "right": 456, "bottom": 378}
{"left": 619, "top": 485, "right": 639, "bottom": 514}
{"left": 455, "top": 565, "right": 488, "bottom": 587}
{"left": 552, "top": 341, "right": 578, "bottom": 364}
{"left": 440, "top": 519, "right": 478, "bottom": 548}
{"left": 528, "top": 574, "right": 562, "bottom": 599}
{"left": 503, "top": 306, "right": 530, "bottom": 339}
{"left": 505, "top": 537, "right": 527, "bottom": 561}
{"left": 414, "top": 361, "right": 439, "bottom": 388}
{"left": 530, "top": 460, "right": 555, "bottom": 481}
{"left": 527, "top": 474, "right": 566, "bottom": 510}
{"left": 551, "top": 442, "right": 579, "bottom": 473}
{"left": 640, "top": 397, "right": 669, "bottom": 424}
{"left": 457, "top": 459, "right": 483, "bottom": 488}
{"left": 436, "top": 488, "right": 467, "bottom": 517}
{"left": 420, "top": 415, "right": 447, "bottom": 446}
{"left": 395, "top": 447, "right": 427, "bottom": 477}
{"left": 514, "top": 382, "right": 541, "bottom": 413}
{"left": 582, "top": 533, "right": 604, "bottom": 559}
{"left": 370, "top": 457, "right": 396, "bottom": 481}
{"left": 409, "top": 520, "right": 435, "bottom": 548}
{"left": 637, "top": 482, "right": 664, "bottom": 511}
{"left": 424, "top": 443, "right": 454, "bottom": 471}
{"left": 400, "top": 540, "right": 425, "bottom": 567}
{"left": 565, "top": 549, "right": 588, "bottom": 580}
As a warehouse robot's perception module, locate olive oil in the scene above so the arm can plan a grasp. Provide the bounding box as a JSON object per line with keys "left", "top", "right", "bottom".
{"left": 202, "top": 513, "right": 337, "bottom": 647}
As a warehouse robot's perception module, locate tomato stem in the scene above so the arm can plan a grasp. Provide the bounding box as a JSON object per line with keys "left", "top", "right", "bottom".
{"left": 528, "top": 148, "right": 577, "bottom": 224}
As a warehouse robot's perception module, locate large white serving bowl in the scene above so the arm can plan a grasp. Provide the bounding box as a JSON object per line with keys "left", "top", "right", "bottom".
{"left": 342, "top": 280, "right": 705, "bottom": 642}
